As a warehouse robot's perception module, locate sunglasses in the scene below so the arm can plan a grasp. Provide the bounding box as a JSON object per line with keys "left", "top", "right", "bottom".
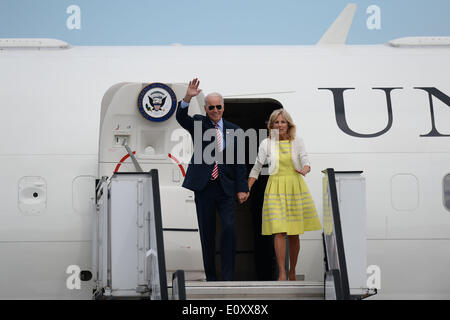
{"left": 207, "top": 105, "right": 223, "bottom": 111}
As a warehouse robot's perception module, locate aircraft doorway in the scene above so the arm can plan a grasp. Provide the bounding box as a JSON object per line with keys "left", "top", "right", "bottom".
{"left": 214, "top": 98, "right": 283, "bottom": 281}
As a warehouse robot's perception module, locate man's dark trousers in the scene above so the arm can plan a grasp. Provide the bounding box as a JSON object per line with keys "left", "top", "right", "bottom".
{"left": 175, "top": 101, "right": 248, "bottom": 281}
{"left": 194, "top": 179, "right": 236, "bottom": 281}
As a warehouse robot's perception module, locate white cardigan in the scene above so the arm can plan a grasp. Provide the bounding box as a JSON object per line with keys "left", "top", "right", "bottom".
{"left": 249, "top": 137, "right": 310, "bottom": 179}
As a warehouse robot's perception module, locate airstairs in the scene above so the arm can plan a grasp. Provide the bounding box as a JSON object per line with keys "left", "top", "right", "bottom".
{"left": 173, "top": 280, "right": 323, "bottom": 300}
{"left": 90, "top": 168, "right": 376, "bottom": 300}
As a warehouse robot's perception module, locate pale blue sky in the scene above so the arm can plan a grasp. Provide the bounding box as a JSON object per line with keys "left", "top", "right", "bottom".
{"left": 0, "top": 0, "right": 449, "bottom": 45}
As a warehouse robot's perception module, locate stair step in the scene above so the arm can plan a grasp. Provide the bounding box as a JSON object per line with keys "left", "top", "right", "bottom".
{"left": 169, "top": 280, "right": 324, "bottom": 300}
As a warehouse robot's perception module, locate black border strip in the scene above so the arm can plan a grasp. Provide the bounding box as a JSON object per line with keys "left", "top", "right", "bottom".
{"left": 325, "top": 168, "right": 351, "bottom": 300}
{"left": 334, "top": 171, "right": 363, "bottom": 174}
{"left": 163, "top": 228, "right": 199, "bottom": 232}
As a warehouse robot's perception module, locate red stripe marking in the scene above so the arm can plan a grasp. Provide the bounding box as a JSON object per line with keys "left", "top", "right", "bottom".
{"left": 168, "top": 153, "right": 186, "bottom": 177}
{"left": 114, "top": 151, "right": 186, "bottom": 178}
{"left": 114, "top": 151, "right": 136, "bottom": 173}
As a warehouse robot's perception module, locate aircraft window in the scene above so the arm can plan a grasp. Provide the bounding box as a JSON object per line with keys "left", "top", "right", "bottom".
{"left": 444, "top": 174, "right": 450, "bottom": 211}
{"left": 18, "top": 176, "right": 47, "bottom": 215}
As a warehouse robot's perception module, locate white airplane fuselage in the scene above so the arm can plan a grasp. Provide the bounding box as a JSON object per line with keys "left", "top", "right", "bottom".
{"left": 1, "top": 43, "right": 450, "bottom": 299}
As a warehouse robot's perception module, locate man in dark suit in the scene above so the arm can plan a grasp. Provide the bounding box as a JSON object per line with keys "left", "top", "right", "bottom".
{"left": 176, "top": 78, "right": 249, "bottom": 281}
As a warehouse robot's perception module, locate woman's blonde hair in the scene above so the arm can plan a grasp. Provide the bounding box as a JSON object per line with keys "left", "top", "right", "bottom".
{"left": 267, "top": 108, "right": 296, "bottom": 140}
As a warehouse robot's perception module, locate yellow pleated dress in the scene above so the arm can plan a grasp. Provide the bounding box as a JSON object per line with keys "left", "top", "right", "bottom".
{"left": 262, "top": 140, "right": 322, "bottom": 235}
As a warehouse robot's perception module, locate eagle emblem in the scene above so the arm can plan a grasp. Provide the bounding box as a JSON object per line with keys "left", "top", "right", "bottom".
{"left": 138, "top": 83, "right": 177, "bottom": 122}
{"left": 146, "top": 93, "right": 167, "bottom": 112}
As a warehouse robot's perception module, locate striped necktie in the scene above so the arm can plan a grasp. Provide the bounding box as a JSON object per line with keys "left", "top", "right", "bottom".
{"left": 211, "top": 123, "right": 222, "bottom": 180}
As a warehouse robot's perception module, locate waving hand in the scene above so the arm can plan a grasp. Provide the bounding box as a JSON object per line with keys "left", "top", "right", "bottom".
{"left": 184, "top": 78, "right": 202, "bottom": 103}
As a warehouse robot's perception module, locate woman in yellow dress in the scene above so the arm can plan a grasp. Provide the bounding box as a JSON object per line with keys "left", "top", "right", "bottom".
{"left": 248, "top": 109, "right": 322, "bottom": 281}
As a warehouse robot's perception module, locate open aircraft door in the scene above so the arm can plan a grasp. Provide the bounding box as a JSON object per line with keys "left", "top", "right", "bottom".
{"left": 97, "top": 82, "right": 206, "bottom": 286}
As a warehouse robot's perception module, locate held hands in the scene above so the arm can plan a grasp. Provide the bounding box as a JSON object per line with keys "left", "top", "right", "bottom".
{"left": 184, "top": 78, "right": 202, "bottom": 103}
{"left": 237, "top": 192, "right": 249, "bottom": 204}
{"left": 238, "top": 177, "right": 256, "bottom": 204}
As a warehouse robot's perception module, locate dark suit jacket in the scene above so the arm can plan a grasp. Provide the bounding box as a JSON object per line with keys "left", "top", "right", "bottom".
{"left": 176, "top": 101, "right": 249, "bottom": 197}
